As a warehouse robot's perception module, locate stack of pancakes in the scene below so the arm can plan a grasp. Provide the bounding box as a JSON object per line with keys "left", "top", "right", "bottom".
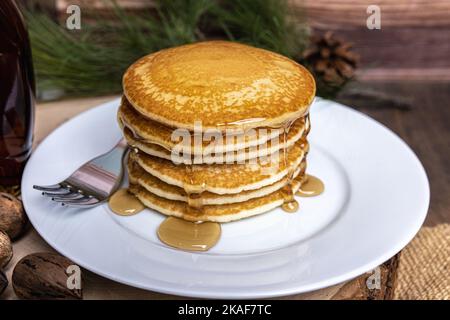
{"left": 119, "top": 41, "right": 315, "bottom": 222}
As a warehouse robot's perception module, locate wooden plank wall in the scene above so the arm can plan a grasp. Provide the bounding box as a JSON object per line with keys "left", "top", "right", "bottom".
{"left": 298, "top": 0, "right": 450, "bottom": 80}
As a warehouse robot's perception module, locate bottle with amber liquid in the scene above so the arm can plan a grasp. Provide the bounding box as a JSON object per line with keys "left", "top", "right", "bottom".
{"left": 0, "top": 0, "right": 35, "bottom": 185}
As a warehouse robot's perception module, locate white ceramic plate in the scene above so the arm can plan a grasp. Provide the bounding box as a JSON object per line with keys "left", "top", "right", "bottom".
{"left": 21, "top": 98, "right": 429, "bottom": 298}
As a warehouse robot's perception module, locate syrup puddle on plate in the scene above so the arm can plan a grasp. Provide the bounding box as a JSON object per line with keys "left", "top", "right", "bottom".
{"left": 157, "top": 217, "right": 221, "bottom": 251}
{"left": 109, "top": 174, "right": 324, "bottom": 252}
{"left": 109, "top": 188, "right": 144, "bottom": 216}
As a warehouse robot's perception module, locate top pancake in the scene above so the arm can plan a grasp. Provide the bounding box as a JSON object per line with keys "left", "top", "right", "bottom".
{"left": 123, "top": 41, "right": 316, "bottom": 131}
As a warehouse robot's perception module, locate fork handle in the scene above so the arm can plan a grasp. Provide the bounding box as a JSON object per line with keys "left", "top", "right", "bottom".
{"left": 69, "top": 138, "right": 129, "bottom": 199}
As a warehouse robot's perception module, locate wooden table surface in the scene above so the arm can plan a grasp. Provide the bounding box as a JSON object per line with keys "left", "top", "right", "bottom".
{"left": 3, "top": 80, "right": 448, "bottom": 299}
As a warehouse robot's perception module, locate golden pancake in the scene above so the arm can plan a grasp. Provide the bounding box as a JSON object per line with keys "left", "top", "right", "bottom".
{"left": 129, "top": 139, "right": 307, "bottom": 195}
{"left": 118, "top": 97, "right": 307, "bottom": 155}
{"left": 128, "top": 157, "right": 305, "bottom": 205}
{"left": 122, "top": 41, "right": 315, "bottom": 131}
{"left": 128, "top": 176, "right": 304, "bottom": 223}
{"left": 120, "top": 120, "right": 306, "bottom": 164}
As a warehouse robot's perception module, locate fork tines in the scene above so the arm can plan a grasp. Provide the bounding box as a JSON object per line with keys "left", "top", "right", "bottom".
{"left": 33, "top": 184, "right": 100, "bottom": 207}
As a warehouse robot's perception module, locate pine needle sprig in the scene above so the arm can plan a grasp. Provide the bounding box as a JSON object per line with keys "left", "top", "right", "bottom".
{"left": 25, "top": 0, "right": 309, "bottom": 98}
{"left": 209, "top": 0, "right": 309, "bottom": 58}
{"left": 27, "top": 13, "right": 125, "bottom": 95}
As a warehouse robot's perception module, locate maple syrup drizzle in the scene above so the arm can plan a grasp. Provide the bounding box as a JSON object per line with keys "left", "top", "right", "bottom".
{"left": 108, "top": 188, "right": 145, "bottom": 216}
{"left": 278, "top": 114, "right": 321, "bottom": 212}
{"left": 296, "top": 174, "right": 324, "bottom": 197}
{"left": 187, "top": 192, "right": 203, "bottom": 208}
{"left": 281, "top": 200, "right": 299, "bottom": 213}
{"left": 184, "top": 162, "right": 207, "bottom": 214}
{"left": 157, "top": 217, "right": 221, "bottom": 251}
{"left": 280, "top": 118, "right": 299, "bottom": 213}
{"left": 123, "top": 124, "right": 174, "bottom": 153}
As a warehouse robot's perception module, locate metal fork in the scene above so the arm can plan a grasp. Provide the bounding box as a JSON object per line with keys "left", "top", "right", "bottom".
{"left": 33, "top": 138, "right": 128, "bottom": 207}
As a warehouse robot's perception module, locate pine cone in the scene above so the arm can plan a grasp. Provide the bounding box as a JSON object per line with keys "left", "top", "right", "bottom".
{"left": 301, "top": 32, "right": 360, "bottom": 98}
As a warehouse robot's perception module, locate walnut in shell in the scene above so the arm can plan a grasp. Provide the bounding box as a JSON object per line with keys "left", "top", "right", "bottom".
{"left": 0, "top": 192, "right": 28, "bottom": 240}
{"left": 12, "top": 252, "right": 82, "bottom": 300}
{"left": 0, "top": 270, "right": 7, "bottom": 296}
{"left": 0, "top": 230, "right": 13, "bottom": 268}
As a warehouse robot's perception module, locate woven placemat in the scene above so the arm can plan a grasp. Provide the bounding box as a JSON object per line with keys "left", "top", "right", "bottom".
{"left": 395, "top": 224, "right": 450, "bottom": 300}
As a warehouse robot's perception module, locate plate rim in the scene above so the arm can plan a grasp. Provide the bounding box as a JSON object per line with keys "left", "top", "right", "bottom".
{"left": 21, "top": 98, "right": 430, "bottom": 298}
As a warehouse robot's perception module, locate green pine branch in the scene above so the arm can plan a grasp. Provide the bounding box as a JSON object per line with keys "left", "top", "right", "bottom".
{"left": 25, "top": 0, "right": 309, "bottom": 98}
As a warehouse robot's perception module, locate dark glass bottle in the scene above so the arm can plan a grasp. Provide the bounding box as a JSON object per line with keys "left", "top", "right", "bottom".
{"left": 0, "top": 0, "right": 35, "bottom": 185}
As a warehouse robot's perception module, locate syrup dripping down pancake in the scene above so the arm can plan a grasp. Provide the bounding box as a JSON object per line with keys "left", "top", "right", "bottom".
{"left": 118, "top": 97, "right": 307, "bottom": 157}
{"left": 128, "top": 175, "right": 304, "bottom": 223}
{"left": 120, "top": 120, "right": 306, "bottom": 164}
{"left": 128, "top": 157, "right": 304, "bottom": 205}
{"left": 129, "top": 138, "right": 306, "bottom": 195}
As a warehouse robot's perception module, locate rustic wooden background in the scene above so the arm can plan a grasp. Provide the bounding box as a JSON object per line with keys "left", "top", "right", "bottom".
{"left": 300, "top": 0, "right": 450, "bottom": 81}
{"left": 25, "top": 0, "right": 450, "bottom": 80}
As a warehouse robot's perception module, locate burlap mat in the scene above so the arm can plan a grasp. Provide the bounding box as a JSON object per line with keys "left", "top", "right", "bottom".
{"left": 394, "top": 224, "right": 450, "bottom": 300}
